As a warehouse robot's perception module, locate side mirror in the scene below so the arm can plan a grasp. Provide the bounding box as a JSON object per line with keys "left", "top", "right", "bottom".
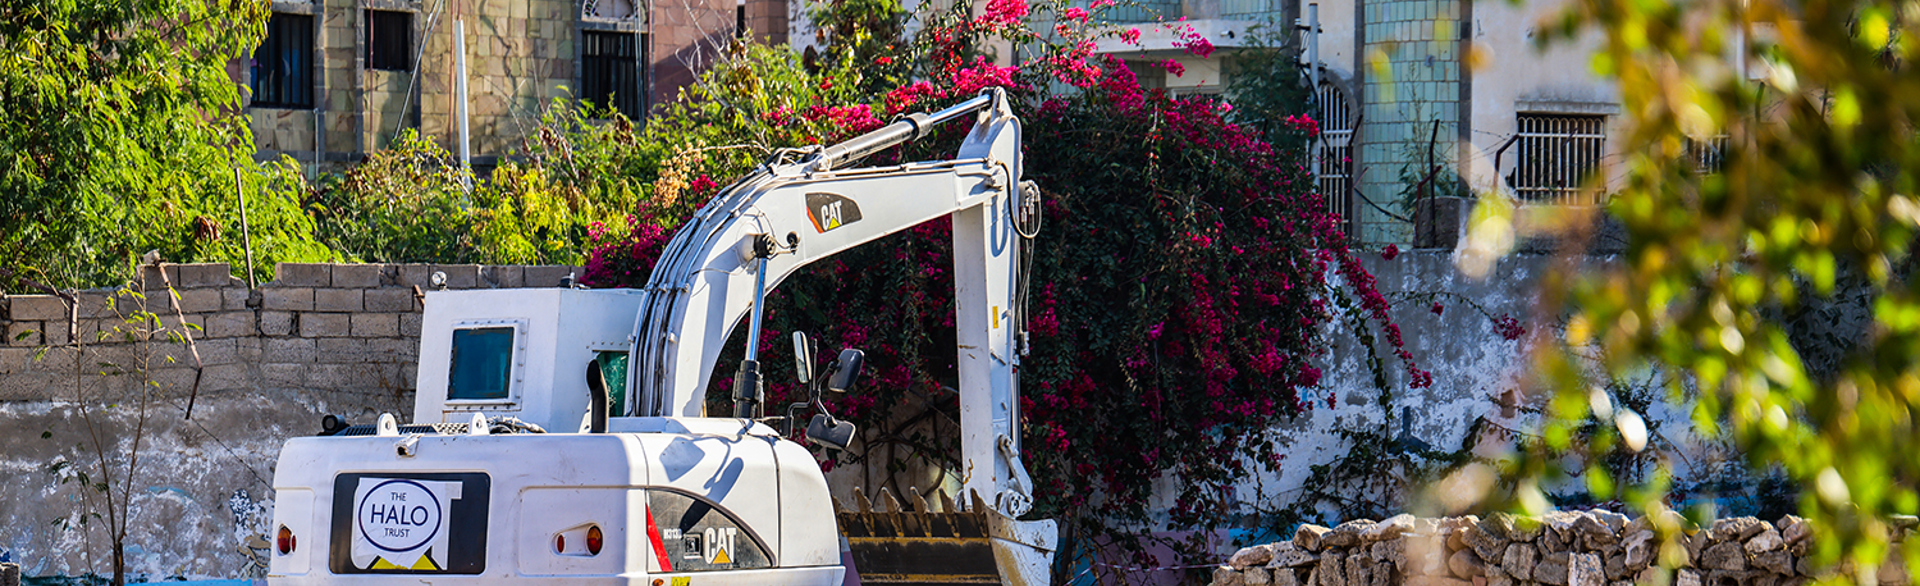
{"left": 806, "top": 414, "right": 856, "bottom": 451}
{"left": 827, "top": 349, "right": 864, "bottom": 393}
{"left": 792, "top": 332, "right": 814, "bottom": 384}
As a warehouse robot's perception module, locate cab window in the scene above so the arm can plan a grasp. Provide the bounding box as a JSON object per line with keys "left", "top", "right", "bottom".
{"left": 449, "top": 327, "right": 515, "bottom": 400}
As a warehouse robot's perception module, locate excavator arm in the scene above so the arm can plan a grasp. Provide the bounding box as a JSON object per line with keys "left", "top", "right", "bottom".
{"left": 625, "top": 89, "right": 1056, "bottom": 585}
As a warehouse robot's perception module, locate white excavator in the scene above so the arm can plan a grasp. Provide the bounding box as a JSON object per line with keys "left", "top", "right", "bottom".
{"left": 266, "top": 88, "right": 1056, "bottom": 585}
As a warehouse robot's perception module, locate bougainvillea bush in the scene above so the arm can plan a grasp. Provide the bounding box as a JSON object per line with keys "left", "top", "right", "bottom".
{"left": 579, "top": 0, "right": 1427, "bottom": 560}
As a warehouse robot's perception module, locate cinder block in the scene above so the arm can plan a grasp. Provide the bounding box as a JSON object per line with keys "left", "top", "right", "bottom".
{"left": 192, "top": 338, "right": 242, "bottom": 366}
{"left": 260, "top": 311, "right": 296, "bottom": 336}
{"left": 223, "top": 288, "right": 256, "bottom": 310}
{"left": 332, "top": 264, "right": 383, "bottom": 288}
{"left": 351, "top": 314, "right": 400, "bottom": 338}
{"left": 314, "top": 289, "right": 364, "bottom": 312}
{"left": 400, "top": 313, "right": 424, "bottom": 337}
{"left": 364, "top": 288, "right": 417, "bottom": 312}
{"left": 434, "top": 265, "right": 482, "bottom": 289}
{"left": 524, "top": 266, "right": 578, "bottom": 288}
{"left": 181, "top": 263, "right": 233, "bottom": 288}
{"left": 300, "top": 313, "right": 351, "bottom": 337}
{"left": 398, "top": 264, "right": 433, "bottom": 287}
{"left": 482, "top": 266, "right": 525, "bottom": 288}
{"left": 4, "top": 321, "right": 40, "bottom": 347}
{"left": 235, "top": 337, "right": 261, "bottom": 362}
{"left": 0, "top": 347, "right": 33, "bottom": 373}
{"left": 74, "top": 292, "right": 116, "bottom": 319}
{"left": 204, "top": 312, "right": 256, "bottom": 338}
{"left": 42, "top": 321, "right": 71, "bottom": 346}
{"left": 317, "top": 338, "right": 369, "bottom": 363}
{"left": 167, "top": 288, "right": 224, "bottom": 314}
{"left": 275, "top": 263, "right": 332, "bottom": 287}
{"left": 8, "top": 295, "right": 68, "bottom": 321}
{"left": 265, "top": 338, "right": 317, "bottom": 362}
{"left": 202, "top": 363, "right": 252, "bottom": 391}
{"left": 262, "top": 288, "right": 314, "bottom": 311}
{"left": 263, "top": 363, "right": 307, "bottom": 387}
{"left": 367, "top": 338, "right": 418, "bottom": 362}
{"left": 306, "top": 364, "right": 361, "bottom": 389}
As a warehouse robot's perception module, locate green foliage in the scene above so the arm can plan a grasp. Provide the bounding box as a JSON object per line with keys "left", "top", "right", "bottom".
{"left": 310, "top": 101, "right": 655, "bottom": 265}
{"left": 0, "top": 0, "right": 330, "bottom": 291}
{"left": 1503, "top": 0, "right": 1920, "bottom": 575}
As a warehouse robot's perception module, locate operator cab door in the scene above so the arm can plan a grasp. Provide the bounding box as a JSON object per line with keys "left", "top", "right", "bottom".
{"left": 636, "top": 431, "right": 783, "bottom": 573}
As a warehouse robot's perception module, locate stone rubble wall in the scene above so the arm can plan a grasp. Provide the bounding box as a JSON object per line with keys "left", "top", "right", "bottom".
{"left": 1210, "top": 511, "right": 1889, "bottom": 586}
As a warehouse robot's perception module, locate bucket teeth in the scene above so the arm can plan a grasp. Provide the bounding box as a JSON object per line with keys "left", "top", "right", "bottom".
{"left": 878, "top": 487, "right": 902, "bottom": 514}
{"left": 938, "top": 488, "right": 957, "bottom": 513}
{"left": 832, "top": 496, "right": 848, "bottom": 513}
{"left": 910, "top": 486, "right": 931, "bottom": 513}
{"left": 854, "top": 486, "right": 873, "bottom": 513}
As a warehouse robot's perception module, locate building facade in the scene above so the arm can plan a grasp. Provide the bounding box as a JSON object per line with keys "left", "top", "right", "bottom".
{"left": 1092, "top": 0, "right": 1623, "bottom": 246}
{"left": 246, "top": 0, "right": 789, "bottom": 172}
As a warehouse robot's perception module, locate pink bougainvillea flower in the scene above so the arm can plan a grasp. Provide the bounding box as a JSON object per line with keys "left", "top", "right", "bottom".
{"left": 1062, "top": 6, "right": 1089, "bottom": 21}
{"left": 689, "top": 174, "right": 719, "bottom": 193}
{"left": 1091, "top": 0, "right": 1115, "bottom": 8}
{"left": 947, "top": 56, "right": 1021, "bottom": 96}
{"left": 875, "top": 55, "right": 893, "bottom": 65}
{"left": 1120, "top": 27, "right": 1141, "bottom": 45}
{"left": 1431, "top": 302, "right": 1445, "bottom": 315}
{"left": 1493, "top": 314, "right": 1526, "bottom": 340}
{"left": 1381, "top": 243, "right": 1399, "bottom": 260}
{"left": 1161, "top": 59, "right": 1185, "bottom": 77}
{"left": 979, "top": 0, "right": 1029, "bottom": 27}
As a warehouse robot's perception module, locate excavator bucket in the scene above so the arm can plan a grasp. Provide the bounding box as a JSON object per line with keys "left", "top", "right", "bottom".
{"left": 837, "top": 487, "right": 1057, "bottom": 586}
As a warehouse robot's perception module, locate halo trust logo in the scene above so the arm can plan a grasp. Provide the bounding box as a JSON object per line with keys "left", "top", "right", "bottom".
{"left": 356, "top": 479, "right": 443, "bottom": 552}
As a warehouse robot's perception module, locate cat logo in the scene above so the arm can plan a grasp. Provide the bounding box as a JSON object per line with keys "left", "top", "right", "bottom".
{"left": 704, "top": 527, "right": 738, "bottom": 566}
{"left": 805, "top": 192, "right": 863, "bottom": 233}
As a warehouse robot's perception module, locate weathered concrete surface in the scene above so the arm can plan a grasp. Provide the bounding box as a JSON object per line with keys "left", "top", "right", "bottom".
{"left": 0, "top": 262, "right": 576, "bottom": 579}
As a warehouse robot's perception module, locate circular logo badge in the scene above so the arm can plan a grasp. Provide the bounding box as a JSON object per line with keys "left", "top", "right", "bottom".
{"left": 356, "top": 479, "right": 443, "bottom": 552}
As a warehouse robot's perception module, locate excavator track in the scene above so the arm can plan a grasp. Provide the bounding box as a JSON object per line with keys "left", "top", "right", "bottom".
{"left": 837, "top": 487, "right": 1011, "bottom": 585}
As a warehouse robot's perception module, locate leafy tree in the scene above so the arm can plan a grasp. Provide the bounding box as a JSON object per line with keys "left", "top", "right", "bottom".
{"left": 1494, "top": 0, "right": 1920, "bottom": 576}
{"left": 0, "top": 0, "right": 329, "bottom": 291}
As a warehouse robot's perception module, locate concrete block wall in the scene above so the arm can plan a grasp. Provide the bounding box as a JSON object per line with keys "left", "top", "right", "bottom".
{"left": 0, "top": 262, "right": 579, "bottom": 579}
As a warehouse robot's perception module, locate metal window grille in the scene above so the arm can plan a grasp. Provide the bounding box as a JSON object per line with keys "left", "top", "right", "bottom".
{"left": 1512, "top": 113, "right": 1607, "bottom": 205}
{"left": 581, "top": 31, "right": 645, "bottom": 120}
{"left": 1317, "top": 81, "right": 1355, "bottom": 221}
{"left": 251, "top": 12, "right": 313, "bottom": 109}
{"left": 1686, "top": 134, "right": 1729, "bottom": 173}
{"left": 365, "top": 10, "right": 412, "bottom": 71}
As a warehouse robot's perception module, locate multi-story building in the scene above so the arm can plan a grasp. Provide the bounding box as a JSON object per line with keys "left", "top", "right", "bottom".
{"left": 1092, "top": 0, "right": 1622, "bottom": 246}
{"left": 246, "top": 0, "right": 792, "bottom": 172}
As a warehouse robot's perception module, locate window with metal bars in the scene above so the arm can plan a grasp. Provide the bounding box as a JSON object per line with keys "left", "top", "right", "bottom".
{"left": 365, "top": 10, "right": 412, "bottom": 71}
{"left": 581, "top": 31, "right": 645, "bottom": 120}
{"left": 1686, "top": 134, "right": 1729, "bottom": 173}
{"left": 1511, "top": 113, "right": 1607, "bottom": 205}
{"left": 1316, "top": 81, "right": 1355, "bottom": 221}
{"left": 251, "top": 12, "right": 313, "bottom": 109}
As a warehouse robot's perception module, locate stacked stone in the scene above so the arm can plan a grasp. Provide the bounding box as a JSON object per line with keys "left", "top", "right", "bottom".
{"left": 1210, "top": 512, "right": 1877, "bottom": 586}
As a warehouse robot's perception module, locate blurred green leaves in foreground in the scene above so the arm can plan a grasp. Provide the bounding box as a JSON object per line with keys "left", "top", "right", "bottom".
{"left": 1492, "top": 0, "right": 1920, "bottom": 580}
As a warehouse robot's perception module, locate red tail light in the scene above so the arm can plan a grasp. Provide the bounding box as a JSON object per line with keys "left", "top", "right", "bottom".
{"left": 587, "top": 525, "right": 604, "bottom": 556}
{"left": 277, "top": 525, "right": 296, "bottom": 554}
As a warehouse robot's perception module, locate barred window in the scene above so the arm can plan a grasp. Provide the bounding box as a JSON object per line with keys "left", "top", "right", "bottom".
{"left": 581, "top": 31, "right": 645, "bottom": 119}
{"left": 1512, "top": 114, "right": 1607, "bottom": 205}
{"left": 251, "top": 12, "right": 313, "bottom": 109}
{"left": 1316, "top": 81, "right": 1355, "bottom": 220}
{"left": 365, "top": 10, "right": 412, "bottom": 71}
